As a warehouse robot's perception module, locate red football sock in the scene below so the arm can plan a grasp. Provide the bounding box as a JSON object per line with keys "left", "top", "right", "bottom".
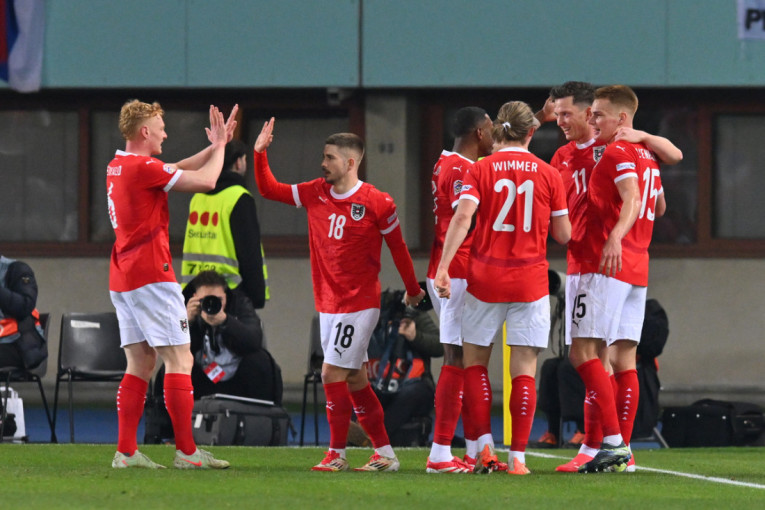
{"left": 582, "top": 389, "right": 603, "bottom": 449}
{"left": 509, "top": 375, "right": 536, "bottom": 452}
{"left": 116, "top": 374, "right": 148, "bottom": 455}
{"left": 575, "top": 359, "right": 620, "bottom": 437}
{"left": 164, "top": 373, "right": 196, "bottom": 455}
{"left": 350, "top": 384, "right": 390, "bottom": 449}
{"left": 461, "top": 394, "right": 477, "bottom": 444}
{"left": 615, "top": 369, "right": 639, "bottom": 444}
{"left": 323, "top": 381, "right": 352, "bottom": 450}
{"left": 463, "top": 365, "right": 492, "bottom": 439}
{"left": 432, "top": 365, "right": 464, "bottom": 446}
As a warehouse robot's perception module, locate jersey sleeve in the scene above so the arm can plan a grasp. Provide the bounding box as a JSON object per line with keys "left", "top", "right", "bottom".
{"left": 601, "top": 143, "right": 639, "bottom": 185}
{"left": 458, "top": 162, "right": 481, "bottom": 206}
{"left": 144, "top": 159, "right": 182, "bottom": 192}
{"left": 549, "top": 168, "right": 569, "bottom": 216}
{"left": 442, "top": 163, "right": 466, "bottom": 210}
{"left": 253, "top": 150, "right": 297, "bottom": 205}
{"left": 377, "top": 193, "right": 420, "bottom": 296}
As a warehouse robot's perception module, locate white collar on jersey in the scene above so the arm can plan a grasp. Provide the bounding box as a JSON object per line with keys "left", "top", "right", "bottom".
{"left": 441, "top": 150, "right": 475, "bottom": 164}
{"left": 330, "top": 179, "right": 364, "bottom": 200}
{"left": 115, "top": 150, "right": 136, "bottom": 156}
{"left": 575, "top": 138, "right": 598, "bottom": 150}
{"left": 496, "top": 147, "right": 530, "bottom": 154}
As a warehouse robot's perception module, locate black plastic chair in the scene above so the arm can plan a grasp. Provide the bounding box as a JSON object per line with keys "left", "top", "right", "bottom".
{"left": 0, "top": 313, "right": 56, "bottom": 443}
{"left": 53, "top": 312, "right": 126, "bottom": 443}
{"left": 299, "top": 315, "right": 323, "bottom": 446}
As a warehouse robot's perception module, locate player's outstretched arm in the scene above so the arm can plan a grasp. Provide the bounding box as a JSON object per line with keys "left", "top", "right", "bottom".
{"left": 252, "top": 117, "right": 294, "bottom": 204}
{"left": 174, "top": 105, "right": 239, "bottom": 171}
{"left": 613, "top": 127, "right": 683, "bottom": 165}
{"left": 254, "top": 117, "right": 275, "bottom": 153}
{"left": 172, "top": 105, "right": 228, "bottom": 193}
{"left": 435, "top": 199, "right": 476, "bottom": 298}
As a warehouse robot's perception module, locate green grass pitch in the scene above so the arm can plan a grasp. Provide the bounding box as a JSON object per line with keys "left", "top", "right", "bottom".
{"left": 2, "top": 445, "right": 765, "bottom": 509}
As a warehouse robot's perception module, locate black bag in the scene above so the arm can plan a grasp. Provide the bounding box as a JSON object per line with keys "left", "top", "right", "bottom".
{"left": 191, "top": 397, "right": 291, "bottom": 446}
{"left": 143, "top": 392, "right": 174, "bottom": 445}
{"left": 662, "top": 399, "right": 765, "bottom": 447}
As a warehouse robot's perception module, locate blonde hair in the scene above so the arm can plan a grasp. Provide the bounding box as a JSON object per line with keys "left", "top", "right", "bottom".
{"left": 492, "top": 101, "right": 539, "bottom": 143}
{"left": 593, "top": 85, "right": 638, "bottom": 116}
{"left": 118, "top": 99, "right": 164, "bottom": 141}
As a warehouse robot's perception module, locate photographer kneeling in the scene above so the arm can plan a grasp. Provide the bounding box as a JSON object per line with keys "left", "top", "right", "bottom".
{"left": 155, "top": 270, "right": 282, "bottom": 405}
{"left": 360, "top": 287, "right": 443, "bottom": 446}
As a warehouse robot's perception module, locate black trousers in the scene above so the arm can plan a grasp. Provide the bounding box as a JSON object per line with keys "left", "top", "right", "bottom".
{"left": 154, "top": 350, "right": 282, "bottom": 405}
{"left": 374, "top": 378, "right": 434, "bottom": 445}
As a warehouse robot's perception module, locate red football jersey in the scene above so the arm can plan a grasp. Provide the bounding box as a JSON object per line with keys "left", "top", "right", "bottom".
{"left": 459, "top": 147, "right": 568, "bottom": 302}
{"left": 293, "top": 179, "right": 415, "bottom": 313}
{"left": 107, "top": 151, "right": 182, "bottom": 292}
{"left": 426, "top": 150, "right": 474, "bottom": 279}
{"left": 579, "top": 141, "right": 663, "bottom": 286}
{"left": 550, "top": 138, "right": 606, "bottom": 274}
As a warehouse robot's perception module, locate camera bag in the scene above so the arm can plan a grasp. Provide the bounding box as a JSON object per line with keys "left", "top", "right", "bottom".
{"left": 191, "top": 396, "right": 290, "bottom": 446}
{"left": 661, "top": 399, "right": 765, "bottom": 447}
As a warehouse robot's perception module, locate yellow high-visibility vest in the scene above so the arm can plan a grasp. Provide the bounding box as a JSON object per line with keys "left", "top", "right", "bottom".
{"left": 181, "top": 185, "right": 269, "bottom": 300}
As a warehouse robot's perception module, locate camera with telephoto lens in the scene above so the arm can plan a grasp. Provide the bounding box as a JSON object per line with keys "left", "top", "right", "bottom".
{"left": 386, "top": 282, "right": 433, "bottom": 323}
{"left": 200, "top": 295, "right": 222, "bottom": 315}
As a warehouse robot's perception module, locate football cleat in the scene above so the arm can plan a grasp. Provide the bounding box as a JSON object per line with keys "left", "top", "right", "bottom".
{"left": 533, "top": 431, "right": 558, "bottom": 448}
{"left": 625, "top": 455, "right": 636, "bottom": 473}
{"left": 173, "top": 448, "right": 230, "bottom": 469}
{"left": 425, "top": 456, "right": 472, "bottom": 474}
{"left": 506, "top": 458, "right": 531, "bottom": 475}
{"left": 472, "top": 444, "right": 499, "bottom": 474}
{"left": 566, "top": 430, "right": 586, "bottom": 447}
{"left": 354, "top": 453, "right": 400, "bottom": 472}
{"left": 556, "top": 453, "right": 594, "bottom": 473}
{"left": 112, "top": 450, "right": 166, "bottom": 469}
{"left": 311, "top": 450, "right": 349, "bottom": 472}
{"left": 577, "top": 442, "right": 631, "bottom": 473}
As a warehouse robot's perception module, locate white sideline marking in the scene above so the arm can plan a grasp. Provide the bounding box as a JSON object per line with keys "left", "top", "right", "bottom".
{"left": 526, "top": 451, "right": 765, "bottom": 490}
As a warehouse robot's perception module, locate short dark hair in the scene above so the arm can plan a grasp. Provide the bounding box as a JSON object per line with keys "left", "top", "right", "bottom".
{"left": 189, "top": 270, "right": 228, "bottom": 290}
{"left": 223, "top": 139, "right": 249, "bottom": 171}
{"left": 325, "top": 132, "right": 365, "bottom": 159}
{"left": 549, "top": 81, "right": 595, "bottom": 107}
{"left": 451, "top": 106, "right": 488, "bottom": 138}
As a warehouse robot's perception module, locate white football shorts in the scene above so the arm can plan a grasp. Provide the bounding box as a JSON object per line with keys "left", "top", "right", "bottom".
{"left": 319, "top": 308, "right": 379, "bottom": 370}
{"left": 427, "top": 277, "right": 467, "bottom": 346}
{"left": 460, "top": 292, "right": 550, "bottom": 349}
{"left": 568, "top": 273, "right": 646, "bottom": 345}
{"left": 110, "top": 282, "right": 191, "bottom": 348}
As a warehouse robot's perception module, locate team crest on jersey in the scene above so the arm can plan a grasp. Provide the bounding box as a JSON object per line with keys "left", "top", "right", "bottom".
{"left": 593, "top": 146, "right": 605, "bottom": 162}
{"left": 163, "top": 164, "right": 175, "bottom": 174}
{"left": 453, "top": 180, "right": 463, "bottom": 196}
{"left": 351, "top": 203, "right": 366, "bottom": 220}
{"left": 179, "top": 318, "right": 188, "bottom": 332}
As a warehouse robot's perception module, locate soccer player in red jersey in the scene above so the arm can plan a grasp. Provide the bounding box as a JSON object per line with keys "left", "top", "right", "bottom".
{"left": 108, "top": 100, "right": 238, "bottom": 469}
{"left": 425, "top": 107, "right": 495, "bottom": 474}
{"left": 537, "top": 82, "right": 681, "bottom": 473}
{"left": 435, "top": 101, "right": 571, "bottom": 475}
{"left": 252, "top": 118, "right": 425, "bottom": 472}
{"left": 567, "top": 85, "right": 668, "bottom": 473}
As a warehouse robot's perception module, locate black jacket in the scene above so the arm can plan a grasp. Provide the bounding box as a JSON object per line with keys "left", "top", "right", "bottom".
{"left": 209, "top": 172, "right": 267, "bottom": 309}
{"left": 0, "top": 259, "right": 38, "bottom": 320}
{"left": 183, "top": 284, "right": 263, "bottom": 360}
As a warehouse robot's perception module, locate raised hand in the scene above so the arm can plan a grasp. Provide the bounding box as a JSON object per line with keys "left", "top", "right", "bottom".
{"left": 224, "top": 104, "right": 239, "bottom": 142}
{"left": 204, "top": 105, "right": 227, "bottom": 145}
{"left": 254, "top": 117, "right": 275, "bottom": 153}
